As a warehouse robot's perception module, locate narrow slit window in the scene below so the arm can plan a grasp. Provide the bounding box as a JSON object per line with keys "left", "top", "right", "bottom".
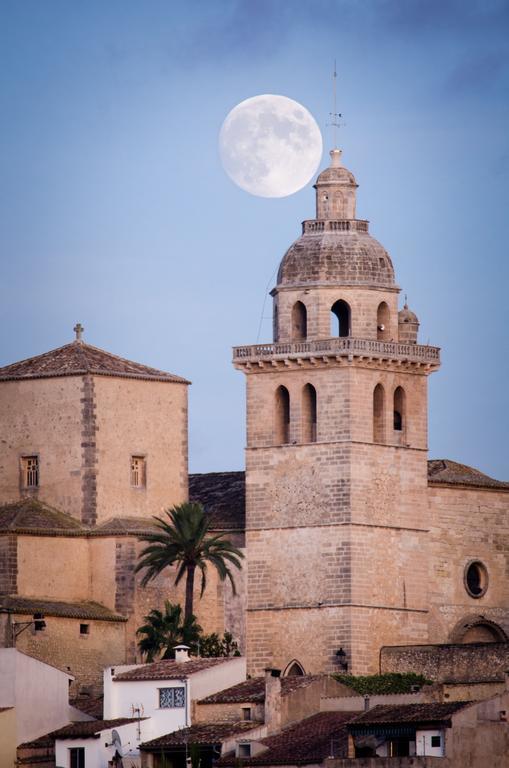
{"left": 373, "top": 384, "right": 385, "bottom": 443}
{"left": 291, "top": 301, "right": 307, "bottom": 341}
{"left": 393, "top": 387, "right": 405, "bottom": 432}
{"left": 131, "top": 456, "right": 146, "bottom": 488}
{"left": 302, "top": 384, "right": 317, "bottom": 443}
{"left": 22, "top": 456, "right": 39, "bottom": 488}
{"left": 275, "top": 386, "right": 290, "bottom": 444}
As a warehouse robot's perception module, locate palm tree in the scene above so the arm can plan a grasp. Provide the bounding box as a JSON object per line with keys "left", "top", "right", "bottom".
{"left": 135, "top": 502, "right": 244, "bottom": 622}
{"left": 136, "top": 601, "right": 202, "bottom": 661}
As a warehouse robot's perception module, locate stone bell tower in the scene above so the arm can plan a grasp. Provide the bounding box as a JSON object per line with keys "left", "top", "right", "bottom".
{"left": 233, "top": 147, "right": 440, "bottom": 676}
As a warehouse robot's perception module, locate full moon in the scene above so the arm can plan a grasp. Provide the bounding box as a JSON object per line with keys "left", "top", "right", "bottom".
{"left": 219, "top": 94, "right": 323, "bottom": 198}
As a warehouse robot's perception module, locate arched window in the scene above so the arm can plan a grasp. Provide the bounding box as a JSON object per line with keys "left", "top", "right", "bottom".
{"left": 302, "top": 384, "right": 317, "bottom": 443}
{"left": 373, "top": 384, "right": 385, "bottom": 443}
{"left": 275, "top": 386, "right": 290, "bottom": 444}
{"left": 283, "top": 659, "right": 305, "bottom": 676}
{"left": 377, "top": 302, "right": 390, "bottom": 341}
{"left": 291, "top": 301, "right": 307, "bottom": 341}
{"left": 393, "top": 386, "right": 405, "bottom": 432}
{"left": 331, "top": 300, "right": 351, "bottom": 337}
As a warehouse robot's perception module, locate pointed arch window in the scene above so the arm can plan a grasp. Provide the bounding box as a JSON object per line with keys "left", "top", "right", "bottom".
{"left": 373, "top": 384, "right": 385, "bottom": 443}
{"left": 291, "top": 301, "right": 307, "bottom": 341}
{"left": 393, "top": 386, "right": 405, "bottom": 432}
{"left": 283, "top": 659, "right": 305, "bottom": 676}
{"left": 331, "top": 300, "right": 351, "bottom": 337}
{"left": 377, "top": 302, "right": 390, "bottom": 341}
{"left": 302, "top": 384, "right": 317, "bottom": 443}
{"left": 275, "top": 386, "right": 290, "bottom": 444}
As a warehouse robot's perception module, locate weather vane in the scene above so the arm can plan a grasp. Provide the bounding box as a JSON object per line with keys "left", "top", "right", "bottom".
{"left": 327, "top": 60, "right": 344, "bottom": 149}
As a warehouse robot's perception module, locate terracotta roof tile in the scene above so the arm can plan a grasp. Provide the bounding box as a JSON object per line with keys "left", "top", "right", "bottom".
{"left": 0, "top": 499, "right": 84, "bottom": 533}
{"left": 199, "top": 675, "right": 321, "bottom": 704}
{"left": 113, "top": 657, "right": 231, "bottom": 681}
{"left": 219, "top": 712, "right": 356, "bottom": 765}
{"left": 349, "top": 702, "right": 471, "bottom": 727}
{"left": 50, "top": 718, "right": 139, "bottom": 740}
{"left": 428, "top": 459, "right": 509, "bottom": 490}
{"left": 0, "top": 341, "right": 189, "bottom": 384}
{"left": 189, "top": 471, "right": 245, "bottom": 530}
{"left": 0, "top": 595, "right": 126, "bottom": 622}
{"left": 141, "top": 721, "right": 262, "bottom": 749}
{"left": 70, "top": 695, "right": 104, "bottom": 719}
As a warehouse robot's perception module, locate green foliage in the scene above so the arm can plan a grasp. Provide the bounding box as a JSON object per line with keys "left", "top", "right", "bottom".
{"left": 135, "top": 502, "right": 244, "bottom": 620}
{"left": 136, "top": 601, "right": 202, "bottom": 662}
{"left": 333, "top": 672, "right": 431, "bottom": 695}
{"left": 196, "top": 630, "right": 241, "bottom": 658}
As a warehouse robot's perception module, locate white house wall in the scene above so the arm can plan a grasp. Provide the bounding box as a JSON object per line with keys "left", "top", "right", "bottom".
{"left": 0, "top": 648, "right": 72, "bottom": 745}
{"left": 55, "top": 722, "right": 144, "bottom": 768}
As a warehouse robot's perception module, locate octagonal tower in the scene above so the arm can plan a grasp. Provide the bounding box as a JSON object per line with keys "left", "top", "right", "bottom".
{"left": 233, "top": 148, "right": 440, "bottom": 676}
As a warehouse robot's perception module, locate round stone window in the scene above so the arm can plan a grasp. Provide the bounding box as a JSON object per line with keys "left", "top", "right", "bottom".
{"left": 464, "top": 560, "right": 488, "bottom": 598}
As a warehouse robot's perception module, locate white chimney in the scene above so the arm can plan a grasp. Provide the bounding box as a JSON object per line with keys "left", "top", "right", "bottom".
{"left": 174, "top": 645, "right": 191, "bottom": 663}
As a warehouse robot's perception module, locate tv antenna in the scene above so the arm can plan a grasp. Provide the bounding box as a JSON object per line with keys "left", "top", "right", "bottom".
{"left": 327, "top": 61, "right": 344, "bottom": 148}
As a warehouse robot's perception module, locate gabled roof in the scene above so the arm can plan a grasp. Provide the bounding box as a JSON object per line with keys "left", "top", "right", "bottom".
{"left": 199, "top": 675, "right": 321, "bottom": 704}
{"left": 0, "top": 499, "right": 84, "bottom": 533}
{"left": 189, "top": 471, "right": 246, "bottom": 530}
{"left": 113, "top": 656, "right": 231, "bottom": 681}
{"left": 141, "top": 721, "right": 262, "bottom": 749}
{"left": 0, "top": 595, "right": 126, "bottom": 622}
{"left": 348, "top": 701, "right": 471, "bottom": 728}
{"left": 0, "top": 340, "right": 189, "bottom": 384}
{"left": 428, "top": 459, "right": 509, "bottom": 490}
{"left": 219, "top": 712, "right": 356, "bottom": 765}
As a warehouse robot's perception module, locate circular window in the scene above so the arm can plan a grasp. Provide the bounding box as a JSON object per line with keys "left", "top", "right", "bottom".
{"left": 464, "top": 561, "right": 488, "bottom": 598}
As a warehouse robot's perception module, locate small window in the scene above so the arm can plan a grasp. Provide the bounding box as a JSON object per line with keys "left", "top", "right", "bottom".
{"left": 159, "top": 687, "right": 186, "bottom": 708}
{"left": 431, "top": 735, "right": 441, "bottom": 748}
{"left": 238, "top": 744, "right": 251, "bottom": 758}
{"left": 464, "top": 561, "right": 488, "bottom": 598}
{"left": 80, "top": 624, "right": 89, "bottom": 635}
{"left": 69, "top": 747, "right": 85, "bottom": 768}
{"left": 22, "top": 456, "right": 39, "bottom": 488}
{"left": 241, "top": 707, "right": 252, "bottom": 721}
{"left": 331, "top": 300, "right": 351, "bottom": 337}
{"left": 275, "top": 386, "right": 290, "bottom": 445}
{"left": 131, "top": 456, "right": 146, "bottom": 488}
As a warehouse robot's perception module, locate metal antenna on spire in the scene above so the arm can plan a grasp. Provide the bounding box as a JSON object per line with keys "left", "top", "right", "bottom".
{"left": 327, "top": 60, "right": 343, "bottom": 148}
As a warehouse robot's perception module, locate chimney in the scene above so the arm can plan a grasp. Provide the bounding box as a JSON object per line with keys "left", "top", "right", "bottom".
{"left": 504, "top": 670, "right": 509, "bottom": 692}
{"left": 264, "top": 668, "right": 282, "bottom": 735}
{"left": 174, "top": 645, "right": 191, "bottom": 663}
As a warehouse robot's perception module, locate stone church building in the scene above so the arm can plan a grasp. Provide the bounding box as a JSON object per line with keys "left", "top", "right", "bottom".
{"left": 0, "top": 148, "right": 508, "bottom": 694}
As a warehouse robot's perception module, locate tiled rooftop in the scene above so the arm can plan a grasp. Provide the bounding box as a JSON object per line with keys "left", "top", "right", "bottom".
{"left": 428, "top": 459, "right": 509, "bottom": 490}
{"left": 0, "top": 340, "right": 189, "bottom": 384}
{"left": 0, "top": 499, "right": 83, "bottom": 533}
{"left": 141, "top": 721, "right": 262, "bottom": 749}
{"left": 199, "top": 675, "right": 321, "bottom": 704}
{"left": 0, "top": 595, "right": 126, "bottom": 622}
{"left": 219, "top": 712, "right": 356, "bottom": 765}
{"left": 189, "top": 471, "right": 246, "bottom": 530}
{"left": 47, "top": 718, "right": 139, "bottom": 740}
{"left": 113, "top": 656, "right": 231, "bottom": 681}
{"left": 349, "top": 702, "right": 471, "bottom": 727}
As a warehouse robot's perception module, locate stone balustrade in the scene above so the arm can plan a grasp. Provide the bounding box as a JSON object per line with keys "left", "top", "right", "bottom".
{"left": 302, "top": 219, "right": 369, "bottom": 234}
{"left": 233, "top": 337, "right": 440, "bottom": 365}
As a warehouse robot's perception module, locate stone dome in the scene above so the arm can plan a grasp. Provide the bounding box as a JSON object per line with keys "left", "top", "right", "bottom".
{"left": 315, "top": 164, "right": 357, "bottom": 186}
{"left": 277, "top": 230, "right": 396, "bottom": 288}
{"left": 398, "top": 303, "right": 419, "bottom": 324}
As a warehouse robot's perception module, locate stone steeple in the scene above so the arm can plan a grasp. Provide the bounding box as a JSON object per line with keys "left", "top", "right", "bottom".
{"left": 233, "top": 146, "right": 441, "bottom": 677}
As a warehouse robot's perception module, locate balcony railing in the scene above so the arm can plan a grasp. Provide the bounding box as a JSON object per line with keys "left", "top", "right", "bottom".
{"left": 302, "top": 219, "right": 369, "bottom": 234}
{"left": 233, "top": 337, "right": 440, "bottom": 365}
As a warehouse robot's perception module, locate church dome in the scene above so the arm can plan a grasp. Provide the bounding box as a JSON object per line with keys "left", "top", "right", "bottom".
{"left": 398, "top": 303, "right": 419, "bottom": 324}
{"left": 276, "top": 148, "right": 396, "bottom": 289}
{"left": 277, "top": 230, "right": 395, "bottom": 288}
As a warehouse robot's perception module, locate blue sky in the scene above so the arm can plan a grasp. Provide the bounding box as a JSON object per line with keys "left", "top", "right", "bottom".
{"left": 1, "top": 0, "right": 508, "bottom": 478}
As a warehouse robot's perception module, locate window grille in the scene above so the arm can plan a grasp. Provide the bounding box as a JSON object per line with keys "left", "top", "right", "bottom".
{"left": 159, "top": 687, "right": 186, "bottom": 708}
{"left": 23, "top": 456, "right": 39, "bottom": 488}
{"left": 131, "top": 456, "right": 146, "bottom": 488}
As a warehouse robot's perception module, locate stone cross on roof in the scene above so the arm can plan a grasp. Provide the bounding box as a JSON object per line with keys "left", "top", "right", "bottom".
{"left": 73, "top": 323, "right": 84, "bottom": 341}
